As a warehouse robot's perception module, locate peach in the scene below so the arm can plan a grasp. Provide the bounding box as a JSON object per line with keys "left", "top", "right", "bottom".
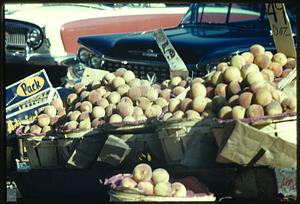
{"left": 102, "top": 91, "right": 111, "bottom": 99}
{"left": 80, "top": 101, "right": 93, "bottom": 113}
{"left": 69, "top": 110, "right": 81, "bottom": 121}
{"left": 140, "top": 80, "right": 151, "bottom": 87}
{"left": 272, "top": 52, "right": 287, "bottom": 66}
{"left": 239, "top": 92, "right": 253, "bottom": 108}
{"left": 214, "top": 83, "right": 227, "bottom": 98}
{"left": 281, "top": 69, "right": 292, "bottom": 78}
{"left": 50, "top": 116, "right": 60, "bottom": 126}
{"left": 171, "top": 182, "right": 187, "bottom": 197}
{"left": 216, "top": 62, "right": 228, "bottom": 72}
{"left": 250, "top": 81, "right": 268, "bottom": 93}
{"left": 146, "top": 88, "right": 159, "bottom": 101}
{"left": 109, "top": 114, "right": 123, "bottom": 123}
{"left": 246, "top": 71, "right": 264, "bottom": 85}
{"left": 206, "top": 86, "right": 215, "bottom": 99}
{"left": 136, "top": 97, "right": 151, "bottom": 111}
{"left": 116, "top": 84, "right": 130, "bottom": 96}
{"left": 74, "top": 83, "right": 86, "bottom": 95}
{"left": 170, "top": 76, "right": 182, "bottom": 86}
{"left": 241, "top": 52, "right": 254, "bottom": 64}
{"left": 254, "top": 54, "right": 271, "bottom": 69}
{"left": 42, "top": 125, "right": 52, "bottom": 134}
{"left": 107, "top": 92, "right": 121, "bottom": 104}
{"left": 133, "top": 163, "right": 152, "bottom": 182}
{"left": 261, "top": 69, "right": 275, "bottom": 81}
{"left": 152, "top": 168, "right": 169, "bottom": 184}
{"left": 185, "top": 110, "right": 202, "bottom": 121}
{"left": 178, "top": 80, "right": 188, "bottom": 88}
{"left": 159, "top": 89, "right": 171, "bottom": 100}
{"left": 137, "top": 181, "right": 154, "bottom": 195}
{"left": 228, "top": 95, "right": 240, "bottom": 107}
{"left": 192, "top": 96, "right": 207, "bottom": 113}
{"left": 128, "top": 78, "right": 141, "bottom": 88}
{"left": 264, "top": 51, "right": 273, "bottom": 60}
{"left": 155, "top": 97, "right": 168, "bottom": 109}
{"left": 145, "top": 106, "right": 158, "bottom": 118}
{"left": 115, "top": 67, "right": 127, "bottom": 77}
{"left": 191, "top": 82, "right": 206, "bottom": 98}
{"left": 284, "top": 58, "right": 296, "bottom": 69}
{"left": 117, "top": 102, "right": 134, "bottom": 118}
{"left": 80, "top": 91, "right": 90, "bottom": 101}
{"left": 96, "top": 98, "right": 109, "bottom": 109}
{"left": 128, "top": 87, "right": 142, "bottom": 101}
{"left": 173, "top": 110, "right": 184, "bottom": 119}
{"left": 104, "top": 72, "right": 115, "bottom": 84}
{"left": 133, "top": 106, "right": 144, "bottom": 118}
{"left": 212, "top": 96, "right": 227, "bottom": 113}
{"left": 232, "top": 106, "right": 246, "bottom": 120}
{"left": 152, "top": 105, "right": 163, "bottom": 117}
{"left": 271, "top": 89, "right": 287, "bottom": 103}
{"left": 254, "top": 89, "right": 272, "bottom": 107}
{"left": 91, "top": 118, "right": 102, "bottom": 128}
{"left": 154, "top": 182, "right": 172, "bottom": 197}
{"left": 79, "top": 119, "right": 91, "bottom": 130}
{"left": 180, "top": 98, "right": 192, "bottom": 112}
{"left": 121, "top": 177, "right": 137, "bottom": 189}
{"left": 88, "top": 90, "right": 102, "bottom": 105}
{"left": 168, "top": 99, "right": 181, "bottom": 113}
{"left": 37, "top": 114, "right": 51, "bottom": 127}
{"left": 281, "top": 98, "right": 297, "bottom": 112}
{"left": 64, "top": 121, "right": 78, "bottom": 131}
{"left": 78, "top": 111, "right": 90, "bottom": 122}
{"left": 122, "top": 70, "right": 135, "bottom": 83}
{"left": 162, "top": 112, "right": 173, "bottom": 121}
{"left": 105, "top": 104, "right": 116, "bottom": 117}
{"left": 265, "top": 101, "right": 283, "bottom": 115}
{"left": 51, "top": 98, "right": 63, "bottom": 110}
{"left": 231, "top": 55, "right": 246, "bottom": 69}
{"left": 30, "top": 124, "right": 42, "bottom": 134}
{"left": 218, "top": 106, "right": 232, "bottom": 119}
{"left": 120, "top": 96, "right": 134, "bottom": 106}
{"left": 192, "top": 77, "right": 204, "bottom": 84}
{"left": 226, "top": 81, "right": 241, "bottom": 97}
{"left": 43, "top": 105, "right": 57, "bottom": 118}
{"left": 250, "top": 44, "right": 265, "bottom": 57}
{"left": 241, "top": 63, "right": 260, "bottom": 79}
{"left": 123, "top": 116, "right": 136, "bottom": 123}
{"left": 211, "top": 71, "right": 224, "bottom": 86}
{"left": 224, "top": 66, "right": 242, "bottom": 83}
{"left": 92, "top": 106, "right": 105, "bottom": 119}
{"left": 246, "top": 104, "right": 264, "bottom": 118}
{"left": 268, "top": 62, "right": 283, "bottom": 77}
{"left": 172, "top": 86, "right": 186, "bottom": 96}
{"left": 152, "top": 83, "right": 162, "bottom": 91}
{"left": 57, "top": 108, "right": 66, "bottom": 117}
{"left": 112, "top": 77, "right": 126, "bottom": 89}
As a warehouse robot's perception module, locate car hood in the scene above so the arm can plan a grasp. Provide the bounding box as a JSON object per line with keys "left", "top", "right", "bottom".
{"left": 78, "top": 25, "right": 273, "bottom": 64}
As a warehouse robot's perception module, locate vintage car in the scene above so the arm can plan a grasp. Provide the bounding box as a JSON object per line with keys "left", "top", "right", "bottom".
{"left": 75, "top": 3, "right": 297, "bottom": 83}
{"left": 4, "top": 3, "right": 188, "bottom": 66}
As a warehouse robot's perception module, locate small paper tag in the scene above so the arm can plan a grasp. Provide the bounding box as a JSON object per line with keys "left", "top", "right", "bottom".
{"left": 153, "top": 28, "right": 189, "bottom": 79}
{"left": 81, "top": 68, "right": 109, "bottom": 85}
{"left": 265, "top": 3, "right": 296, "bottom": 58}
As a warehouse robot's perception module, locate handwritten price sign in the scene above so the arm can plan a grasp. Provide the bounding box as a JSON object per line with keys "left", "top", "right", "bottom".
{"left": 265, "top": 3, "right": 296, "bottom": 58}
{"left": 153, "top": 28, "right": 189, "bottom": 79}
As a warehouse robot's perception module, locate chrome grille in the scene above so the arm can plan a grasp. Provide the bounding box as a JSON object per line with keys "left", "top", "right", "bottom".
{"left": 5, "top": 24, "right": 28, "bottom": 47}
{"left": 103, "top": 61, "right": 170, "bottom": 82}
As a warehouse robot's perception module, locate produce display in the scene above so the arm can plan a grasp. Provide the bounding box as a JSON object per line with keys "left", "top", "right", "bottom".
{"left": 20, "top": 44, "right": 296, "bottom": 135}
{"left": 104, "top": 163, "right": 213, "bottom": 198}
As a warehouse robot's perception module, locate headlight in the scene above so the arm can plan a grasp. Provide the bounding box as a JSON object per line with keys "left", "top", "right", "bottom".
{"left": 90, "top": 56, "right": 101, "bottom": 68}
{"left": 72, "top": 63, "right": 85, "bottom": 78}
{"left": 78, "top": 48, "right": 91, "bottom": 64}
{"left": 27, "top": 29, "right": 42, "bottom": 49}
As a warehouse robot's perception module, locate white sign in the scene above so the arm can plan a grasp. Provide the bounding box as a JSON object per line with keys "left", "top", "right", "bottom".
{"left": 265, "top": 3, "right": 296, "bottom": 58}
{"left": 153, "top": 28, "right": 189, "bottom": 79}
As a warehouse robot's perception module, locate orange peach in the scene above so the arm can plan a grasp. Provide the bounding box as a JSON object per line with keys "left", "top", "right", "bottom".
{"left": 284, "top": 58, "right": 296, "bottom": 69}
{"left": 154, "top": 182, "right": 172, "bottom": 197}
{"left": 152, "top": 168, "right": 169, "bottom": 184}
{"left": 191, "top": 82, "right": 206, "bottom": 98}
{"left": 254, "top": 89, "right": 272, "bottom": 107}
{"left": 241, "top": 52, "right": 254, "bottom": 64}
{"left": 268, "top": 62, "right": 283, "bottom": 77}
{"left": 265, "top": 101, "right": 283, "bottom": 115}
{"left": 254, "top": 54, "right": 271, "bottom": 69}
{"left": 272, "top": 52, "right": 287, "bottom": 66}
{"left": 218, "top": 106, "right": 232, "bottom": 119}
{"left": 214, "top": 83, "right": 227, "bottom": 98}
{"left": 231, "top": 55, "right": 246, "bottom": 69}
{"left": 121, "top": 177, "right": 137, "bottom": 189}
{"left": 232, "top": 106, "right": 246, "bottom": 120}
{"left": 171, "top": 182, "right": 187, "bottom": 197}
{"left": 246, "top": 104, "right": 264, "bottom": 118}
{"left": 239, "top": 92, "right": 253, "bottom": 108}
{"left": 216, "top": 62, "right": 228, "bottom": 72}
{"left": 224, "top": 66, "right": 242, "bottom": 83}
{"left": 132, "top": 163, "right": 152, "bottom": 182}
{"left": 261, "top": 69, "right": 275, "bottom": 81}
{"left": 250, "top": 44, "right": 265, "bottom": 57}
{"left": 137, "top": 181, "right": 154, "bottom": 195}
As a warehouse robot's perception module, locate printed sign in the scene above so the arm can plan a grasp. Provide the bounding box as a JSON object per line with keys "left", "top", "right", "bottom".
{"left": 6, "top": 88, "right": 59, "bottom": 134}
{"left": 265, "top": 3, "right": 296, "bottom": 58}
{"left": 274, "top": 168, "right": 297, "bottom": 199}
{"left": 153, "top": 28, "right": 188, "bottom": 79}
{"left": 81, "top": 67, "right": 109, "bottom": 86}
{"left": 6, "top": 69, "right": 52, "bottom": 107}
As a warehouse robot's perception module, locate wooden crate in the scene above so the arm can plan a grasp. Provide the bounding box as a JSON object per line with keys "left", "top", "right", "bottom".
{"left": 20, "top": 137, "right": 81, "bottom": 169}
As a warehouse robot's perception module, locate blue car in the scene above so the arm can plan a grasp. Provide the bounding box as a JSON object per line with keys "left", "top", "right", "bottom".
{"left": 73, "top": 3, "right": 296, "bottom": 83}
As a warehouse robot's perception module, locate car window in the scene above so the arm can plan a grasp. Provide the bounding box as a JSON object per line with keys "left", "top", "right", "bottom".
{"left": 181, "top": 7, "right": 192, "bottom": 24}
{"left": 197, "top": 3, "right": 261, "bottom": 24}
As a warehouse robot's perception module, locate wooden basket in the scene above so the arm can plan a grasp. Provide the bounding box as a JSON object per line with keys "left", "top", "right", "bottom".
{"left": 109, "top": 189, "right": 216, "bottom": 202}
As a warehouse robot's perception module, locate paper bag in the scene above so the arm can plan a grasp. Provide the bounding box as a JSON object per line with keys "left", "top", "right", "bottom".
{"left": 217, "top": 120, "right": 296, "bottom": 168}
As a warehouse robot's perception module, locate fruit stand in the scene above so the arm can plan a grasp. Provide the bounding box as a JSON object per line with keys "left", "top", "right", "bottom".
{"left": 5, "top": 3, "right": 297, "bottom": 202}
